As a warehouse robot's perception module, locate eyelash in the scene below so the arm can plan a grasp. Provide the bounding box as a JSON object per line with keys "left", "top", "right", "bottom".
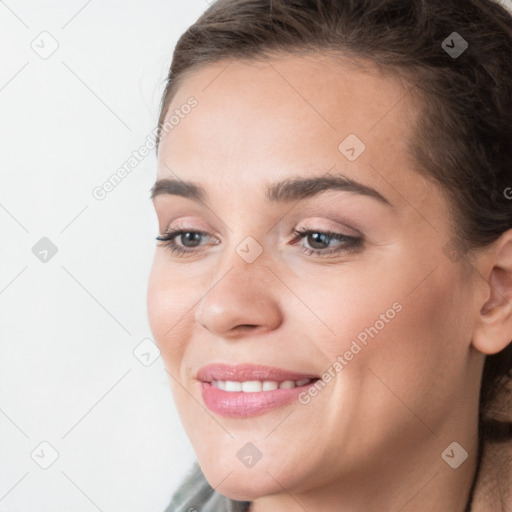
{"left": 156, "top": 227, "right": 363, "bottom": 258}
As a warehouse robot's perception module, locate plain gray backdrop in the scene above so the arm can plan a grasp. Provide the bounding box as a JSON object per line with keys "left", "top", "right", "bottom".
{"left": 0, "top": 1, "right": 208, "bottom": 510}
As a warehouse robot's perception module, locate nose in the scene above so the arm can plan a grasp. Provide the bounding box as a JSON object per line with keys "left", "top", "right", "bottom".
{"left": 194, "top": 247, "right": 283, "bottom": 339}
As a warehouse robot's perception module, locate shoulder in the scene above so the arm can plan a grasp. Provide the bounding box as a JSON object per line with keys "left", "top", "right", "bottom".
{"left": 164, "top": 463, "right": 251, "bottom": 512}
{"left": 472, "top": 434, "right": 512, "bottom": 511}
{"left": 163, "top": 463, "right": 213, "bottom": 512}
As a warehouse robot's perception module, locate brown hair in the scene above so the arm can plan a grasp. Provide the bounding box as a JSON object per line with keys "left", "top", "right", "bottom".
{"left": 156, "top": 0, "right": 512, "bottom": 438}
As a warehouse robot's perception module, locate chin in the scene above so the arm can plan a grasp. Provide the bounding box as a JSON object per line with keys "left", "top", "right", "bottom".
{"left": 200, "top": 456, "right": 312, "bottom": 502}
{"left": 204, "top": 471, "right": 279, "bottom": 502}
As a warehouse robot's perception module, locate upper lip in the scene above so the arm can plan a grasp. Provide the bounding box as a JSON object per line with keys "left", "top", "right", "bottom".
{"left": 197, "top": 363, "right": 319, "bottom": 383}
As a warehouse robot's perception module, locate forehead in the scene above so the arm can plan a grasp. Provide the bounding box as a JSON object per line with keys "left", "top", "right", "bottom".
{"left": 157, "top": 53, "right": 420, "bottom": 199}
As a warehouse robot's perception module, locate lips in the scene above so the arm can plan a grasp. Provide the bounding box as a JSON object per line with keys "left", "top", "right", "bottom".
{"left": 197, "top": 363, "right": 319, "bottom": 383}
{"left": 197, "top": 363, "right": 320, "bottom": 418}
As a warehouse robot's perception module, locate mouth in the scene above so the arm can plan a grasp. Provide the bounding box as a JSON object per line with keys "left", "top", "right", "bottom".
{"left": 197, "top": 363, "right": 320, "bottom": 418}
{"left": 211, "top": 377, "right": 316, "bottom": 392}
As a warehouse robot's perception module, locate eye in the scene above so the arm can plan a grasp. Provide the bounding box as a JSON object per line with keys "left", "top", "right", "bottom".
{"left": 155, "top": 227, "right": 363, "bottom": 258}
{"left": 291, "top": 228, "right": 363, "bottom": 257}
{"left": 156, "top": 229, "right": 218, "bottom": 256}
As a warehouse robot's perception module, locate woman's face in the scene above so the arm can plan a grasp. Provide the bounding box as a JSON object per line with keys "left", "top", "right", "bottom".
{"left": 148, "top": 54, "right": 483, "bottom": 502}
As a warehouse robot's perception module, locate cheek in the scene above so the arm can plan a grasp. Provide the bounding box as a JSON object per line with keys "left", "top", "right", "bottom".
{"left": 283, "top": 260, "right": 409, "bottom": 363}
{"left": 330, "top": 263, "right": 469, "bottom": 427}
{"left": 147, "top": 256, "right": 192, "bottom": 369}
{"left": 293, "top": 256, "right": 469, "bottom": 400}
{"left": 305, "top": 249, "right": 464, "bottom": 355}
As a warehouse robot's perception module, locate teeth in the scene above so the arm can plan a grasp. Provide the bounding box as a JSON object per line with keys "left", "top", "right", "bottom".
{"left": 215, "top": 380, "right": 225, "bottom": 390}
{"left": 212, "top": 378, "right": 313, "bottom": 392}
{"left": 224, "top": 381, "right": 242, "bottom": 392}
{"left": 242, "top": 381, "right": 263, "bottom": 393}
{"left": 262, "top": 381, "right": 279, "bottom": 391}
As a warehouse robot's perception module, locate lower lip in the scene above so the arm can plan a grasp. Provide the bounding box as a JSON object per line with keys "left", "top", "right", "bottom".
{"left": 201, "top": 381, "right": 316, "bottom": 418}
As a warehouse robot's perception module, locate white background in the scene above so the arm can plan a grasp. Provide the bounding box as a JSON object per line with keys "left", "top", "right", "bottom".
{"left": 1, "top": 0, "right": 512, "bottom": 511}
{"left": 0, "top": 1, "right": 208, "bottom": 511}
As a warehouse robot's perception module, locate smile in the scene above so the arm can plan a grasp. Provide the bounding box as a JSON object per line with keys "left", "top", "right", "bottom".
{"left": 197, "top": 363, "right": 320, "bottom": 417}
{"left": 211, "top": 378, "right": 314, "bottom": 392}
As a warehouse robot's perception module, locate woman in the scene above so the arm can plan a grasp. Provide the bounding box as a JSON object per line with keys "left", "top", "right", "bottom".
{"left": 147, "top": 0, "right": 512, "bottom": 510}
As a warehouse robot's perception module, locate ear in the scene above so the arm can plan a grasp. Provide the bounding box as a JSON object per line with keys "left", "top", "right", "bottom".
{"left": 472, "top": 229, "right": 512, "bottom": 355}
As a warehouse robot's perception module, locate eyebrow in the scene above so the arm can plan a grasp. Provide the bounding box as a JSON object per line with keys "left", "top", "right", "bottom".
{"left": 150, "top": 173, "right": 391, "bottom": 206}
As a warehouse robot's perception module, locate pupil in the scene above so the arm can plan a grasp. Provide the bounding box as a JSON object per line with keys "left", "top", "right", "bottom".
{"left": 182, "top": 232, "right": 201, "bottom": 247}
{"left": 308, "top": 233, "right": 329, "bottom": 249}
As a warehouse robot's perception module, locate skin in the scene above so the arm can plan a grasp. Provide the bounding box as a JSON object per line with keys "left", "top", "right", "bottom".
{"left": 147, "top": 53, "right": 512, "bottom": 512}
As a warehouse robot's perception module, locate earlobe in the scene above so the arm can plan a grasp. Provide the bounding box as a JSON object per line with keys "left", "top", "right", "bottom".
{"left": 472, "top": 230, "right": 512, "bottom": 356}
